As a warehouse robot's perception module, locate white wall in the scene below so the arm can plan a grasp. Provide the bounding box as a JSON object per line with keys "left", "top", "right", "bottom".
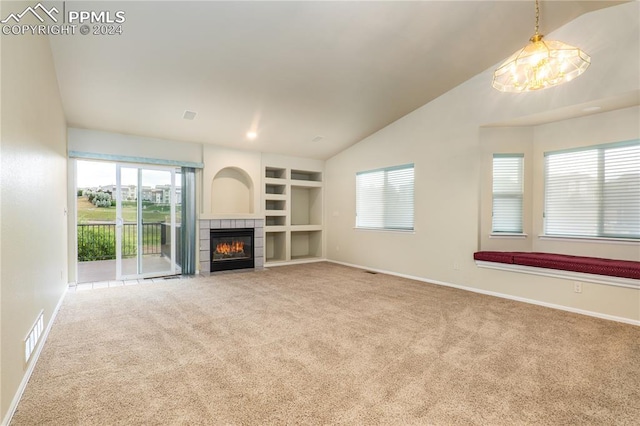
{"left": 0, "top": 8, "right": 69, "bottom": 422}
{"left": 325, "top": 3, "right": 640, "bottom": 321}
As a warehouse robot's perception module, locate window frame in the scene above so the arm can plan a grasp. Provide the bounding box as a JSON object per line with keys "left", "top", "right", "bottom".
{"left": 491, "top": 153, "right": 525, "bottom": 235}
{"left": 543, "top": 140, "right": 639, "bottom": 241}
{"left": 355, "top": 163, "right": 415, "bottom": 232}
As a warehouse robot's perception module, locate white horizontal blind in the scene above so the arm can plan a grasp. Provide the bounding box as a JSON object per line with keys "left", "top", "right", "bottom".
{"left": 544, "top": 141, "right": 640, "bottom": 239}
{"left": 356, "top": 164, "right": 414, "bottom": 230}
{"left": 492, "top": 154, "right": 524, "bottom": 233}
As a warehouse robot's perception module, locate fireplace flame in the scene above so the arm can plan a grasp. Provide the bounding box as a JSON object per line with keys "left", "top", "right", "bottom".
{"left": 215, "top": 241, "right": 245, "bottom": 255}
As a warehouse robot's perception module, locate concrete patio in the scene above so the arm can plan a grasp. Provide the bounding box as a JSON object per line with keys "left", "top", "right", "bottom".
{"left": 77, "top": 255, "right": 176, "bottom": 283}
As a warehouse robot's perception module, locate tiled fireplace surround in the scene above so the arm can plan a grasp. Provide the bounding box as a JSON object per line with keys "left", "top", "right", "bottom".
{"left": 199, "top": 219, "right": 265, "bottom": 273}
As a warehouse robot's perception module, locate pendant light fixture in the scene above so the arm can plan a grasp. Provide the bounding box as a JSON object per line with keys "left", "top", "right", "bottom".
{"left": 492, "top": 0, "right": 591, "bottom": 92}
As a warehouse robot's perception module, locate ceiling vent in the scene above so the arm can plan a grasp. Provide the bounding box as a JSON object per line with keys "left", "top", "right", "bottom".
{"left": 183, "top": 110, "right": 197, "bottom": 120}
{"left": 312, "top": 135, "right": 324, "bottom": 143}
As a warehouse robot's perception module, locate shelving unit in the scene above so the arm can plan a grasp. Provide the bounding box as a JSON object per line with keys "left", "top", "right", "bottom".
{"left": 265, "top": 182, "right": 286, "bottom": 195}
{"left": 290, "top": 230, "right": 322, "bottom": 260}
{"left": 265, "top": 167, "right": 287, "bottom": 179}
{"left": 265, "top": 231, "right": 287, "bottom": 262}
{"left": 291, "top": 186, "right": 322, "bottom": 226}
{"left": 291, "top": 169, "right": 322, "bottom": 182}
{"left": 264, "top": 168, "right": 288, "bottom": 240}
{"left": 263, "top": 165, "right": 323, "bottom": 265}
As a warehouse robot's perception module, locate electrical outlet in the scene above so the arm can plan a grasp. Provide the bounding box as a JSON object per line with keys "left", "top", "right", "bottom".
{"left": 573, "top": 281, "right": 582, "bottom": 293}
{"left": 453, "top": 262, "right": 461, "bottom": 271}
{"left": 336, "top": 245, "right": 340, "bottom": 252}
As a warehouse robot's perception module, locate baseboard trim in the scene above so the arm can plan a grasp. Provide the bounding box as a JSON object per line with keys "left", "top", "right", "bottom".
{"left": 327, "top": 260, "right": 640, "bottom": 326}
{"left": 475, "top": 261, "right": 639, "bottom": 289}
{"left": 2, "top": 287, "right": 68, "bottom": 426}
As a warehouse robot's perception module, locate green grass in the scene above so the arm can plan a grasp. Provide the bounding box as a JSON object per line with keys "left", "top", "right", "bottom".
{"left": 77, "top": 197, "right": 178, "bottom": 223}
{"left": 76, "top": 196, "right": 180, "bottom": 261}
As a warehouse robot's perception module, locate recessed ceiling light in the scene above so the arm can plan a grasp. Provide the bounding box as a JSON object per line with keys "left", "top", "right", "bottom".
{"left": 582, "top": 106, "right": 602, "bottom": 112}
{"left": 183, "top": 110, "right": 197, "bottom": 120}
{"left": 246, "top": 131, "right": 257, "bottom": 140}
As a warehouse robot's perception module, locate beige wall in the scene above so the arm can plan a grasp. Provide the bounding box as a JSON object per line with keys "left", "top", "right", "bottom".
{"left": 531, "top": 107, "right": 640, "bottom": 260}
{"left": 68, "top": 127, "right": 203, "bottom": 165}
{"left": 479, "top": 126, "right": 534, "bottom": 252}
{"left": 211, "top": 167, "right": 255, "bottom": 215}
{"left": 1, "top": 12, "right": 69, "bottom": 423}
{"left": 325, "top": 3, "right": 640, "bottom": 321}
{"left": 202, "top": 145, "right": 262, "bottom": 216}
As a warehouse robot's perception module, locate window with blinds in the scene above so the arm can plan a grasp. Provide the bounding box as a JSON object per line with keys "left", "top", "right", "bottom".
{"left": 544, "top": 141, "right": 640, "bottom": 239}
{"left": 492, "top": 154, "right": 524, "bottom": 234}
{"left": 356, "top": 164, "right": 414, "bottom": 231}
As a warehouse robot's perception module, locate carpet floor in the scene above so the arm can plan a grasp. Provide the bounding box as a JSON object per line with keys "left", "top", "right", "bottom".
{"left": 10, "top": 263, "right": 640, "bottom": 425}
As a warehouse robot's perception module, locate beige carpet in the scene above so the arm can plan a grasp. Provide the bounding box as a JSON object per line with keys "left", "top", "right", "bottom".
{"left": 11, "top": 263, "right": 640, "bottom": 425}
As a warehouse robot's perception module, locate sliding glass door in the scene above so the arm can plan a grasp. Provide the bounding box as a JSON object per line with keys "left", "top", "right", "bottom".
{"left": 115, "top": 164, "right": 180, "bottom": 280}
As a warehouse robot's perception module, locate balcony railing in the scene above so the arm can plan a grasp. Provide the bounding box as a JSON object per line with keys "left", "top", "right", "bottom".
{"left": 77, "top": 222, "right": 163, "bottom": 261}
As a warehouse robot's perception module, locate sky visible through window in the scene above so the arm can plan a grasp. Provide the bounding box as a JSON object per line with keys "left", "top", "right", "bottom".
{"left": 77, "top": 160, "right": 176, "bottom": 188}
{"left": 77, "top": 160, "right": 115, "bottom": 188}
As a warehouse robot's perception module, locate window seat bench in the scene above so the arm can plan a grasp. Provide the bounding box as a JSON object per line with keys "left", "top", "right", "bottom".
{"left": 474, "top": 251, "right": 640, "bottom": 289}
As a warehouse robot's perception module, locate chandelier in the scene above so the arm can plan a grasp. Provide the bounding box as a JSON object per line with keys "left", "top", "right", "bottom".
{"left": 492, "top": 0, "right": 591, "bottom": 92}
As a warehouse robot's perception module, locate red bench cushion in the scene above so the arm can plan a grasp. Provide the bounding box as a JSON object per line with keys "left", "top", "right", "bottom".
{"left": 474, "top": 251, "right": 640, "bottom": 280}
{"left": 512, "top": 253, "right": 640, "bottom": 280}
{"left": 473, "top": 251, "right": 517, "bottom": 264}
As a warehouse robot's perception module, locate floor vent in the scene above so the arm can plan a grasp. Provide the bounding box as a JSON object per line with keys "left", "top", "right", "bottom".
{"left": 24, "top": 310, "right": 44, "bottom": 363}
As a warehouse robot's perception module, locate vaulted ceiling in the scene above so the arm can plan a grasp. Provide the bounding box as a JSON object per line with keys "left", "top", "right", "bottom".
{"left": 49, "top": 1, "right": 622, "bottom": 159}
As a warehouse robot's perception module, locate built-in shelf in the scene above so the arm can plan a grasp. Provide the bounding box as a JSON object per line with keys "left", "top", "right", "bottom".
{"left": 263, "top": 165, "right": 324, "bottom": 265}
{"left": 290, "top": 224, "right": 322, "bottom": 232}
{"left": 291, "top": 186, "right": 322, "bottom": 226}
{"left": 290, "top": 180, "right": 322, "bottom": 188}
{"left": 265, "top": 199, "right": 286, "bottom": 211}
{"left": 291, "top": 169, "right": 322, "bottom": 182}
{"left": 265, "top": 231, "right": 287, "bottom": 262}
{"left": 265, "top": 193, "right": 286, "bottom": 201}
{"left": 265, "top": 183, "right": 286, "bottom": 194}
{"left": 266, "top": 216, "right": 286, "bottom": 227}
{"left": 290, "top": 254, "right": 321, "bottom": 261}
{"left": 291, "top": 230, "right": 322, "bottom": 259}
{"left": 265, "top": 167, "right": 286, "bottom": 179}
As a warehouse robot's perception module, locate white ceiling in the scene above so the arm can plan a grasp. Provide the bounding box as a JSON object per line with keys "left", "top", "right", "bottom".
{"left": 49, "top": 1, "right": 623, "bottom": 160}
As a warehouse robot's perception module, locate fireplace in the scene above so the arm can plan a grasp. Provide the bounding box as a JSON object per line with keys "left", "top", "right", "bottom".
{"left": 210, "top": 228, "right": 255, "bottom": 272}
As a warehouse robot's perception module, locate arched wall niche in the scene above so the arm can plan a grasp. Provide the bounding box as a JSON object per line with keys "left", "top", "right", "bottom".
{"left": 211, "top": 167, "right": 254, "bottom": 214}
